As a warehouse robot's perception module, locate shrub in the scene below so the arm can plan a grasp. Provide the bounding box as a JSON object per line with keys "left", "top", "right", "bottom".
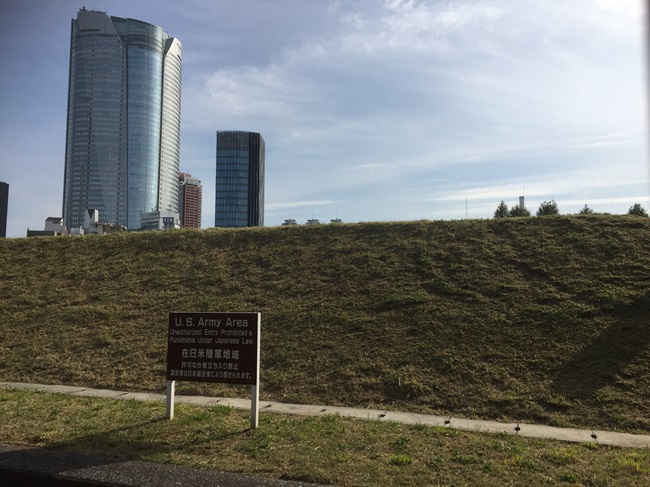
{"left": 494, "top": 201, "right": 509, "bottom": 218}
{"left": 627, "top": 203, "right": 648, "bottom": 217}
{"left": 509, "top": 206, "right": 531, "bottom": 217}
{"left": 537, "top": 200, "right": 559, "bottom": 216}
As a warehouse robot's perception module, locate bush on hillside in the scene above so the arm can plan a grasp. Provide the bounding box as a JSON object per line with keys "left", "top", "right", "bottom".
{"left": 537, "top": 200, "right": 559, "bottom": 216}
{"left": 628, "top": 203, "right": 648, "bottom": 217}
{"left": 494, "top": 201, "right": 509, "bottom": 218}
{"left": 509, "top": 205, "right": 531, "bottom": 217}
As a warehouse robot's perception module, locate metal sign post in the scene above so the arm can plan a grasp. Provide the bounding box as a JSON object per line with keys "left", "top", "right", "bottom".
{"left": 250, "top": 313, "right": 261, "bottom": 429}
{"left": 166, "top": 380, "right": 175, "bottom": 420}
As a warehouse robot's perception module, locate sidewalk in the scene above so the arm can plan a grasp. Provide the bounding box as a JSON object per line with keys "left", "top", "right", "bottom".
{"left": 2, "top": 381, "right": 650, "bottom": 449}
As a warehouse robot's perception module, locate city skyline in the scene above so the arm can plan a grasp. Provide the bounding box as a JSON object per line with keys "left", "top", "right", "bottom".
{"left": 62, "top": 8, "right": 182, "bottom": 231}
{"left": 0, "top": 0, "right": 648, "bottom": 237}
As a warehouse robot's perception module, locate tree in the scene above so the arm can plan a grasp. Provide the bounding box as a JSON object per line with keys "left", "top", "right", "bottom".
{"left": 494, "top": 201, "right": 509, "bottom": 218}
{"left": 508, "top": 206, "right": 531, "bottom": 217}
{"left": 578, "top": 204, "right": 594, "bottom": 215}
{"left": 536, "top": 200, "right": 559, "bottom": 217}
{"left": 628, "top": 203, "right": 648, "bottom": 217}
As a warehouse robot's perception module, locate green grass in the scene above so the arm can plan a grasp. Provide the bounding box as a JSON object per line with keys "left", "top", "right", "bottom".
{"left": 1, "top": 215, "right": 649, "bottom": 436}
{"left": 2, "top": 388, "right": 650, "bottom": 486}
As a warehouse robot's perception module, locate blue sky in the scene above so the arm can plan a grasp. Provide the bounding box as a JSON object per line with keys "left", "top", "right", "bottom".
{"left": 0, "top": 0, "right": 648, "bottom": 237}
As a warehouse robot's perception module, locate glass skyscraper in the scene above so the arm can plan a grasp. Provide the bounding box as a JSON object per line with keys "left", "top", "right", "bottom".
{"left": 215, "top": 131, "right": 265, "bottom": 228}
{"left": 62, "top": 8, "right": 181, "bottom": 230}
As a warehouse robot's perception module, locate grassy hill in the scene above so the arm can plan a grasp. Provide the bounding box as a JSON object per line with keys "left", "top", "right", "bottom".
{"left": 1, "top": 216, "right": 649, "bottom": 433}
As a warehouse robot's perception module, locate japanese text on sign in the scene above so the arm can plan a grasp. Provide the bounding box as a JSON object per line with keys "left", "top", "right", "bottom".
{"left": 167, "top": 312, "right": 260, "bottom": 386}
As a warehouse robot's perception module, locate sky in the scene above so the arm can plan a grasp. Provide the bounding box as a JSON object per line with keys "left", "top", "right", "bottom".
{"left": 0, "top": 0, "right": 648, "bottom": 237}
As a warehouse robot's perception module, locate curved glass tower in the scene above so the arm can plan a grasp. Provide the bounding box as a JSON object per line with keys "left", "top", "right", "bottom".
{"left": 63, "top": 8, "right": 181, "bottom": 230}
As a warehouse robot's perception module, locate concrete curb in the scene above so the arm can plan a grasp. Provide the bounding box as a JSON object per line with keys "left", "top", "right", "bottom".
{"left": 2, "top": 381, "right": 649, "bottom": 449}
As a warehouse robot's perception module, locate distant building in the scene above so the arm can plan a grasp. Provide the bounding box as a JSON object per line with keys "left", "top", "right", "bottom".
{"left": 178, "top": 172, "right": 202, "bottom": 229}
{"left": 62, "top": 8, "right": 182, "bottom": 231}
{"left": 44, "top": 217, "right": 66, "bottom": 234}
{"left": 27, "top": 217, "right": 67, "bottom": 237}
{"left": 215, "top": 131, "right": 265, "bottom": 227}
{"left": 68, "top": 209, "right": 127, "bottom": 235}
{"left": 0, "top": 182, "right": 7, "bottom": 238}
{"left": 140, "top": 211, "right": 180, "bottom": 231}
{"left": 280, "top": 218, "right": 341, "bottom": 226}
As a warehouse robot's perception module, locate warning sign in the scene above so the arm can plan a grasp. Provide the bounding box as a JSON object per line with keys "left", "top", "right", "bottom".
{"left": 167, "top": 312, "right": 260, "bottom": 385}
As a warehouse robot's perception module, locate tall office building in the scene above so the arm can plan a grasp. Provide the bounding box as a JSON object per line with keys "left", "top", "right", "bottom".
{"left": 62, "top": 8, "right": 182, "bottom": 230}
{"left": 0, "top": 182, "right": 8, "bottom": 238}
{"left": 178, "top": 172, "right": 202, "bottom": 229}
{"left": 215, "top": 131, "right": 265, "bottom": 227}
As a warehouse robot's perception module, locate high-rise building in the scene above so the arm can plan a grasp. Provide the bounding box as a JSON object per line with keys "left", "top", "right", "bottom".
{"left": 178, "top": 172, "right": 202, "bottom": 229}
{"left": 215, "top": 131, "right": 265, "bottom": 228}
{"left": 62, "top": 8, "right": 182, "bottom": 230}
{"left": 0, "top": 182, "right": 8, "bottom": 238}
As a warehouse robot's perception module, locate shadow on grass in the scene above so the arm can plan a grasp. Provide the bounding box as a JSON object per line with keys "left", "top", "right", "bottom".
{"left": 0, "top": 422, "right": 286, "bottom": 486}
{"left": 551, "top": 291, "right": 650, "bottom": 401}
{"left": 44, "top": 418, "right": 174, "bottom": 459}
{"left": 39, "top": 415, "right": 250, "bottom": 462}
{"left": 0, "top": 443, "right": 125, "bottom": 475}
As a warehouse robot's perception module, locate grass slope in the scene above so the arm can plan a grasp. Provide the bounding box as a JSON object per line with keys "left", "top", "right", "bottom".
{"left": 1, "top": 216, "right": 649, "bottom": 433}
